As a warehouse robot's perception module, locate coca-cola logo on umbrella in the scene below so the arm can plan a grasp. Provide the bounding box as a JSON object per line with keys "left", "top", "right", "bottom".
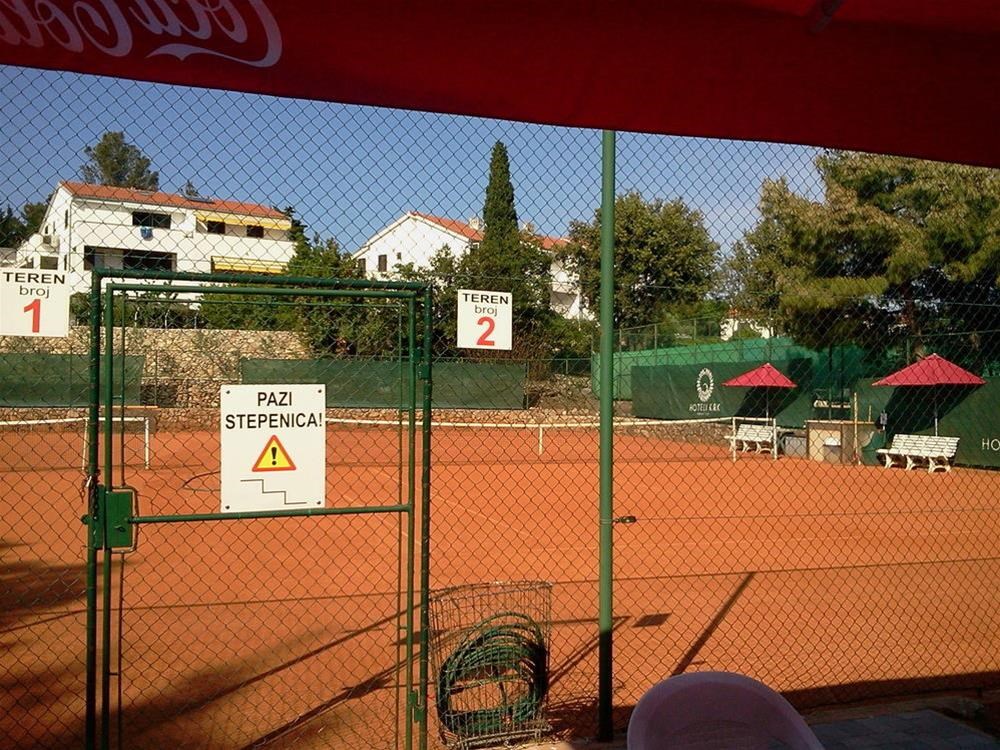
{"left": 0, "top": 1, "right": 282, "bottom": 68}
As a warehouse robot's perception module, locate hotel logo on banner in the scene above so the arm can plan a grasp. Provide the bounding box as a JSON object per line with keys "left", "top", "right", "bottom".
{"left": 689, "top": 367, "right": 721, "bottom": 413}
{"left": 220, "top": 384, "right": 325, "bottom": 513}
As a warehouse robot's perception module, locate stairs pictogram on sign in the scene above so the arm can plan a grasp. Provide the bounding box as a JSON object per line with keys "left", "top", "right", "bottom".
{"left": 252, "top": 435, "right": 297, "bottom": 472}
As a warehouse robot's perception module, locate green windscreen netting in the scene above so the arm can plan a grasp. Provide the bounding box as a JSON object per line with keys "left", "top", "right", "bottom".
{"left": 854, "top": 378, "right": 1000, "bottom": 468}
{"left": 240, "top": 358, "right": 526, "bottom": 409}
{"left": 594, "top": 338, "right": 868, "bottom": 400}
{"left": 0, "top": 353, "right": 144, "bottom": 407}
{"left": 627, "top": 342, "right": 869, "bottom": 425}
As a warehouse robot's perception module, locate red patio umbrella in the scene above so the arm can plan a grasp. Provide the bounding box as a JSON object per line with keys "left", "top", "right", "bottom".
{"left": 872, "top": 353, "right": 985, "bottom": 434}
{"left": 722, "top": 363, "right": 796, "bottom": 418}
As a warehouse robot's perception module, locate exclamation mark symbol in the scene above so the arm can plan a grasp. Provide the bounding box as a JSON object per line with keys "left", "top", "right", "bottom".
{"left": 271, "top": 446, "right": 277, "bottom": 466}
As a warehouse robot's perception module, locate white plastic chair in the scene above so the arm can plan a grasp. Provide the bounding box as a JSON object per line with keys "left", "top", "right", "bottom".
{"left": 627, "top": 672, "right": 825, "bottom": 749}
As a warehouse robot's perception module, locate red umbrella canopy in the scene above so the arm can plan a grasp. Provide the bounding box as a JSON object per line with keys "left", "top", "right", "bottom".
{"left": 722, "top": 363, "right": 796, "bottom": 389}
{"left": 872, "top": 354, "right": 986, "bottom": 387}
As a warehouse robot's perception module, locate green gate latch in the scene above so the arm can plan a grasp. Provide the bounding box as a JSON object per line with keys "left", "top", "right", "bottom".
{"left": 95, "top": 486, "right": 135, "bottom": 549}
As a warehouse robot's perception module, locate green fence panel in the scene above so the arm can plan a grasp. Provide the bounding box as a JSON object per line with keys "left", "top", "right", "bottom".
{"left": 241, "top": 359, "right": 526, "bottom": 409}
{"left": 433, "top": 361, "right": 527, "bottom": 409}
{"left": 0, "top": 353, "right": 143, "bottom": 406}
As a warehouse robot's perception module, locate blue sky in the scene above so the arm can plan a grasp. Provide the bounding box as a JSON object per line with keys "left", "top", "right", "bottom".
{"left": 1, "top": 65, "right": 824, "bottom": 253}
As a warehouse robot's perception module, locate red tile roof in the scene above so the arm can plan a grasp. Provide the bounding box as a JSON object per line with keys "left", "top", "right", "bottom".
{"left": 411, "top": 211, "right": 566, "bottom": 250}
{"left": 539, "top": 235, "right": 568, "bottom": 251}
{"left": 60, "top": 181, "right": 286, "bottom": 219}
{"left": 411, "top": 211, "right": 483, "bottom": 241}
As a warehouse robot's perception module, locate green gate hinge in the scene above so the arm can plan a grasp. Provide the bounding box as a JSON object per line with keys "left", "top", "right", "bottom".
{"left": 408, "top": 689, "right": 424, "bottom": 722}
{"left": 94, "top": 486, "right": 135, "bottom": 549}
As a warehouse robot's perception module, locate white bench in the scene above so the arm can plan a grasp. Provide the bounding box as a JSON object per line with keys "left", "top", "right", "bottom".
{"left": 876, "top": 434, "right": 959, "bottom": 473}
{"left": 726, "top": 423, "right": 777, "bottom": 454}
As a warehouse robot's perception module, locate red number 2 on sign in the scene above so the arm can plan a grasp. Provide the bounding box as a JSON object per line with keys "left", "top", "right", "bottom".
{"left": 476, "top": 316, "right": 496, "bottom": 346}
{"left": 23, "top": 298, "right": 41, "bottom": 333}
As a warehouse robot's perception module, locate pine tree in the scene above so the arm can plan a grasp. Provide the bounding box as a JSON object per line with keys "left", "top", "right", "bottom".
{"left": 80, "top": 131, "right": 159, "bottom": 189}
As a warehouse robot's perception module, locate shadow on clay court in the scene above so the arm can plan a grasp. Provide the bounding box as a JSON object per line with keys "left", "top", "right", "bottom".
{"left": 0, "top": 542, "right": 86, "bottom": 632}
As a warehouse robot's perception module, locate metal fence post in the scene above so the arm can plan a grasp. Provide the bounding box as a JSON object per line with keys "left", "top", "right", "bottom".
{"left": 85, "top": 273, "right": 101, "bottom": 750}
{"left": 598, "top": 129, "right": 616, "bottom": 742}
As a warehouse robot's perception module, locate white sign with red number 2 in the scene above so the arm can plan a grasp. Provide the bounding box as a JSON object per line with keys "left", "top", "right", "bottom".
{"left": 0, "top": 270, "right": 71, "bottom": 338}
{"left": 456, "top": 289, "right": 512, "bottom": 350}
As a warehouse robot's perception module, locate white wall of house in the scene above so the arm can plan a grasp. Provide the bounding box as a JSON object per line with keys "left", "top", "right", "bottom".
{"left": 550, "top": 256, "right": 587, "bottom": 319}
{"left": 354, "top": 213, "right": 589, "bottom": 319}
{"left": 354, "top": 214, "right": 469, "bottom": 278}
{"left": 16, "top": 185, "right": 294, "bottom": 293}
{"left": 720, "top": 316, "right": 774, "bottom": 340}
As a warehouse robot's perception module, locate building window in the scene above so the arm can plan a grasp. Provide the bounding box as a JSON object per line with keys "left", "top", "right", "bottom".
{"left": 377, "top": 254, "right": 388, "bottom": 272}
{"left": 64, "top": 210, "right": 68, "bottom": 228}
{"left": 126, "top": 249, "right": 175, "bottom": 271}
{"left": 246, "top": 224, "right": 264, "bottom": 238}
{"left": 131, "top": 211, "right": 171, "bottom": 229}
{"left": 84, "top": 246, "right": 122, "bottom": 270}
{"left": 85, "top": 246, "right": 174, "bottom": 272}
{"left": 357, "top": 258, "right": 366, "bottom": 275}
{"left": 205, "top": 220, "right": 226, "bottom": 234}
{"left": 39, "top": 256, "right": 59, "bottom": 270}
{"left": 396, "top": 252, "right": 402, "bottom": 261}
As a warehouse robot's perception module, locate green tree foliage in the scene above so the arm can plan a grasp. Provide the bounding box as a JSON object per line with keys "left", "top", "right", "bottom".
{"left": 69, "top": 291, "right": 201, "bottom": 328}
{"left": 561, "top": 192, "right": 719, "bottom": 330}
{"left": 458, "top": 141, "right": 554, "bottom": 359}
{"left": 21, "top": 200, "right": 47, "bottom": 236}
{"left": 480, "top": 141, "right": 520, "bottom": 255}
{"left": 396, "top": 245, "right": 461, "bottom": 355}
{"left": 733, "top": 153, "right": 1000, "bottom": 364}
{"left": 0, "top": 205, "right": 26, "bottom": 247}
{"left": 199, "top": 207, "right": 387, "bottom": 353}
{"left": 80, "top": 131, "right": 159, "bottom": 189}
{"left": 1, "top": 200, "right": 48, "bottom": 250}
{"left": 284, "top": 235, "right": 379, "bottom": 356}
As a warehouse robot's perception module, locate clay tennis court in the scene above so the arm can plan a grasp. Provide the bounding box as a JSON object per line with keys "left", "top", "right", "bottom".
{"left": 3, "top": 421, "right": 999, "bottom": 748}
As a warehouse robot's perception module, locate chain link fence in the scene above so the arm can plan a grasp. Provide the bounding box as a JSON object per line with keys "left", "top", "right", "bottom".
{"left": 2, "top": 66, "right": 999, "bottom": 748}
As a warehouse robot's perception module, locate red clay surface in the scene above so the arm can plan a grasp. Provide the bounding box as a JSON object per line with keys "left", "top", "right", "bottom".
{"left": 2, "top": 424, "right": 998, "bottom": 748}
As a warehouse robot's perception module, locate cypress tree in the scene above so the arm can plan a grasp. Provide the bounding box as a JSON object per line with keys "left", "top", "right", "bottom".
{"left": 480, "top": 141, "right": 519, "bottom": 255}
{"left": 461, "top": 141, "right": 554, "bottom": 358}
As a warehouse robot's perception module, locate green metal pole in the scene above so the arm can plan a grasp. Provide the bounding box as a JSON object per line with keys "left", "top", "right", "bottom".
{"left": 418, "top": 287, "right": 433, "bottom": 750}
{"left": 100, "top": 286, "right": 115, "bottom": 750}
{"left": 404, "top": 297, "right": 417, "bottom": 750}
{"left": 85, "top": 274, "right": 101, "bottom": 750}
{"left": 598, "top": 129, "right": 616, "bottom": 742}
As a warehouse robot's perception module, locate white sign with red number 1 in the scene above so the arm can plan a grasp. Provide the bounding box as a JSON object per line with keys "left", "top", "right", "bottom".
{"left": 456, "top": 289, "right": 512, "bottom": 350}
{"left": 0, "top": 270, "right": 71, "bottom": 337}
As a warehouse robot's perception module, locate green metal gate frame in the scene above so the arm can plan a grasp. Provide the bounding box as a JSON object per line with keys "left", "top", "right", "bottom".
{"left": 83, "top": 268, "right": 433, "bottom": 750}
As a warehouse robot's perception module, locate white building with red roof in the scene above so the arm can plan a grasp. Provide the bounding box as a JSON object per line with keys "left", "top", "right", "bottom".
{"left": 16, "top": 181, "right": 295, "bottom": 292}
{"left": 353, "top": 211, "right": 586, "bottom": 319}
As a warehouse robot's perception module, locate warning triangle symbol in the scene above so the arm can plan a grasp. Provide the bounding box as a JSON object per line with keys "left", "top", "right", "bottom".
{"left": 252, "top": 435, "right": 297, "bottom": 472}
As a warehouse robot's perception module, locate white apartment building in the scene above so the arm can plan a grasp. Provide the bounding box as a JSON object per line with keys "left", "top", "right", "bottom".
{"left": 16, "top": 181, "right": 295, "bottom": 292}
{"left": 353, "top": 211, "right": 587, "bottom": 319}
